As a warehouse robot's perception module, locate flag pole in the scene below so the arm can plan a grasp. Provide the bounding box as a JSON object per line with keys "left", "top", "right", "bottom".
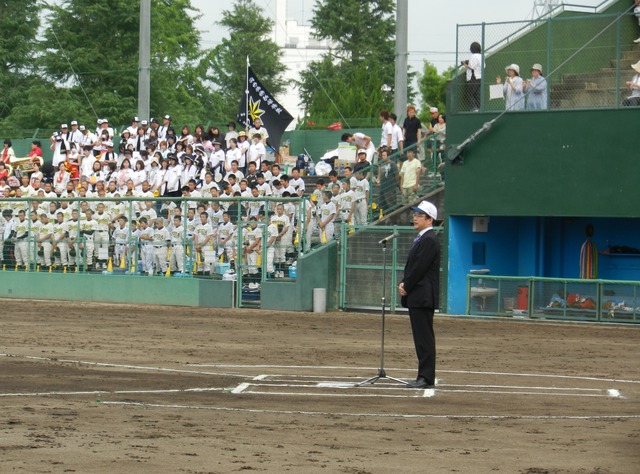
{"left": 245, "top": 56, "right": 250, "bottom": 130}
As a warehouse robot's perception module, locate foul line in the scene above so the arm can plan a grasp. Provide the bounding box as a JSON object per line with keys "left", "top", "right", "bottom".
{"left": 0, "top": 353, "right": 251, "bottom": 379}
{"left": 100, "top": 400, "right": 640, "bottom": 420}
{"left": 6, "top": 354, "right": 638, "bottom": 386}
{"left": 0, "top": 387, "right": 228, "bottom": 398}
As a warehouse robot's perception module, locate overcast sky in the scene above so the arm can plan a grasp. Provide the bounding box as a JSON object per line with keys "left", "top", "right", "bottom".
{"left": 191, "top": 0, "right": 604, "bottom": 74}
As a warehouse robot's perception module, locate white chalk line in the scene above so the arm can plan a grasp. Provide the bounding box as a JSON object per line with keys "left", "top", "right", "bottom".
{"left": 0, "top": 353, "right": 251, "bottom": 379}
{"left": 0, "top": 354, "right": 631, "bottom": 401}
{"left": 188, "top": 363, "right": 640, "bottom": 385}
{"left": 253, "top": 377, "right": 611, "bottom": 392}
{"left": 99, "top": 400, "right": 640, "bottom": 420}
{"left": 0, "top": 387, "right": 228, "bottom": 398}
{"left": 5, "top": 354, "right": 638, "bottom": 386}
{"left": 236, "top": 388, "right": 617, "bottom": 399}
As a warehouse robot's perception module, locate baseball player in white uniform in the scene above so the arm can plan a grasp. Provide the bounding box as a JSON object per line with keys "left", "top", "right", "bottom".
{"left": 152, "top": 218, "right": 171, "bottom": 275}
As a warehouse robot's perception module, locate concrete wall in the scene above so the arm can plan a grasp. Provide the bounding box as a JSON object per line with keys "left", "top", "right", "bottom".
{"left": 261, "top": 241, "right": 338, "bottom": 311}
{"left": 0, "top": 272, "right": 234, "bottom": 308}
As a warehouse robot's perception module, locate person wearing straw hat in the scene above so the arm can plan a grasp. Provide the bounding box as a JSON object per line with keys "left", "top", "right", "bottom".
{"left": 622, "top": 61, "right": 640, "bottom": 107}
{"left": 524, "top": 64, "right": 548, "bottom": 111}
{"left": 496, "top": 64, "right": 525, "bottom": 111}
{"left": 398, "top": 200, "right": 440, "bottom": 389}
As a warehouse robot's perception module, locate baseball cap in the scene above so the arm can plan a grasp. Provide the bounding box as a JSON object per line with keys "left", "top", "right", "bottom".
{"left": 357, "top": 148, "right": 366, "bottom": 155}
{"left": 79, "top": 125, "right": 86, "bottom": 131}
{"left": 61, "top": 123, "right": 68, "bottom": 128}
{"left": 410, "top": 200, "right": 438, "bottom": 220}
{"left": 71, "top": 120, "right": 78, "bottom": 126}
{"left": 429, "top": 107, "right": 438, "bottom": 113}
{"left": 132, "top": 116, "right": 140, "bottom": 122}
{"left": 163, "top": 114, "right": 171, "bottom": 120}
{"left": 141, "top": 119, "right": 148, "bottom": 125}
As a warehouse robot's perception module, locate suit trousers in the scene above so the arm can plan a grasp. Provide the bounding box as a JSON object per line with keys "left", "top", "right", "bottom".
{"left": 408, "top": 306, "right": 436, "bottom": 385}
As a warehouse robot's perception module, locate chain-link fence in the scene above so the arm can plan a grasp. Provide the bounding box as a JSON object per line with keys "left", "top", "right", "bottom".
{"left": 451, "top": 8, "right": 640, "bottom": 113}
{"left": 0, "top": 195, "right": 308, "bottom": 278}
{"left": 338, "top": 224, "right": 445, "bottom": 311}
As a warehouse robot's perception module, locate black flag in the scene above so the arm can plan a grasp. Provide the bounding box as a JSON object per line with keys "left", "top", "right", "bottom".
{"left": 237, "top": 66, "right": 293, "bottom": 152}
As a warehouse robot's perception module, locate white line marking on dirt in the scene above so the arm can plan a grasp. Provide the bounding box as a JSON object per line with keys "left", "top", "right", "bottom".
{"left": 423, "top": 389, "right": 436, "bottom": 398}
{"left": 0, "top": 387, "right": 228, "bottom": 398}
{"left": 439, "top": 369, "right": 640, "bottom": 385}
{"left": 100, "top": 400, "right": 640, "bottom": 420}
{"left": 441, "top": 384, "right": 605, "bottom": 392}
{"left": 231, "top": 383, "right": 250, "bottom": 394}
{"left": 253, "top": 375, "right": 268, "bottom": 381}
{"left": 238, "top": 388, "right": 614, "bottom": 398}
{"left": 317, "top": 382, "right": 358, "bottom": 388}
{"left": 0, "top": 353, "right": 251, "bottom": 379}
{"left": 187, "top": 363, "right": 640, "bottom": 384}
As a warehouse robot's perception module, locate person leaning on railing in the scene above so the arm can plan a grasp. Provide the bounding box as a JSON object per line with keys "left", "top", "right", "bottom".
{"left": 622, "top": 61, "right": 640, "bottom": 107}
{"left": 399, "top": 148, "right": 422, "bottom": 204}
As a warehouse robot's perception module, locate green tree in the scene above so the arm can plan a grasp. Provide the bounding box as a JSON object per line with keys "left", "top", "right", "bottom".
{"left": 203, "top": 0, "right": 288, "bottom": 121}
{"left": 37, "top": 0, "right": 214, "bottom": 129}
{"left": 298, "top": 0, "right": 402, "bottom": 124}
{"left": 417, "top": 61, "right": 454, "bottom": 119}
{"left": 0, "top": 0, "right": 42, "bottom": 128}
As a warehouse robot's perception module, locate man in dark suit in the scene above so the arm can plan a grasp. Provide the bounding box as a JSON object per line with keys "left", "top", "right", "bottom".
{"left": 398, "top": 200, "right": 440, "bottom": 389}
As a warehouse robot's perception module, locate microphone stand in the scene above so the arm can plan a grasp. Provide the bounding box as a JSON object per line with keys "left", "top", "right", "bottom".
{"left": 355, "top": 237, "right": 409, "bottom": 387}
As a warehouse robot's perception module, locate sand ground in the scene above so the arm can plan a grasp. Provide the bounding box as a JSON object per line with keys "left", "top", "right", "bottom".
{"left": 0, "top": 300, "right": 639, "bottom": 473}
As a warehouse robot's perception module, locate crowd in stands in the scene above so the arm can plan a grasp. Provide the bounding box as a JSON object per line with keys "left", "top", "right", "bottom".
{"left": 0, "top": 107, "right": 445, "bottom": 280}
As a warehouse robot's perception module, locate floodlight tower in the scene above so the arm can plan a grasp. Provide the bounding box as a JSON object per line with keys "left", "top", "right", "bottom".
{"left": 533, "top": 0, "right": 561, "bottom": 18}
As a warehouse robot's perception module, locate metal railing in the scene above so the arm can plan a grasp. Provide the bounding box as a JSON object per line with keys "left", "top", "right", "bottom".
{"left": 452, "top": 8, "right": 640, "bottom": 113}
{"left": 0, "top": 196, "right": 307, "bottom": 286}
{"left": 330, "top": 139, "right": 444, "bottom": 225}
{"left": 467, "top": 275, "right": 640, "bottom": 323}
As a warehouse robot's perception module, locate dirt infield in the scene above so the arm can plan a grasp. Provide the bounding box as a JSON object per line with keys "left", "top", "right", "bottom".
{"left": 0, "top": 300, "right": 639, "bottom": 473}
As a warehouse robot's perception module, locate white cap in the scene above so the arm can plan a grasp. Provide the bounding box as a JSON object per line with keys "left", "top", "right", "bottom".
{"left": 61, "top": 123, "right": 68, "bottom": 128}
{"left": 97, "top": 119, "right": 104, "bottom": 124}
{"left": 70, "top": 120, "right": 78, "bottom": 125}
{"left": 357, "top": 148, "right": 366, "bottom": 155}
{"left": 79, "top": 125, "right": 86, "bottom": 131}
{"left": 429, "top": 107, "right": 438, "bottom": 113}
{"left": 410, "top": 200, "right": 437, "bottom": 220}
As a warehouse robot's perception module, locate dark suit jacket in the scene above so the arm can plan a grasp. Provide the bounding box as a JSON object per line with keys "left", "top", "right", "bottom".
{"left": 401, "top": 229, "right": 440, "bottom": 309}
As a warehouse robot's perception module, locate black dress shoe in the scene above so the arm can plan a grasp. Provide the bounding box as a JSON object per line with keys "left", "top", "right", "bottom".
{"left": 407, "top": 377, "right": 435, "bottom": 389}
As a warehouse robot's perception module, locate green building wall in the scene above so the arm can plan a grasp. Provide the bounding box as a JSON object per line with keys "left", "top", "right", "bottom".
{"left": 446, "top": 107, "right": 639, "bottom": 218}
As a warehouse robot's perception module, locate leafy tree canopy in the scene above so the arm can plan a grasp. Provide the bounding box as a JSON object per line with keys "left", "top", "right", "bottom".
{"left": 203, "top": 0, "right": 288, "bottom": 121}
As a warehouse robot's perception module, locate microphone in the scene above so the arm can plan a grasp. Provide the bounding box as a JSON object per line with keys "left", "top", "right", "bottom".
{"left": 378, "top": 232, "right": 399, "bottom": 245}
